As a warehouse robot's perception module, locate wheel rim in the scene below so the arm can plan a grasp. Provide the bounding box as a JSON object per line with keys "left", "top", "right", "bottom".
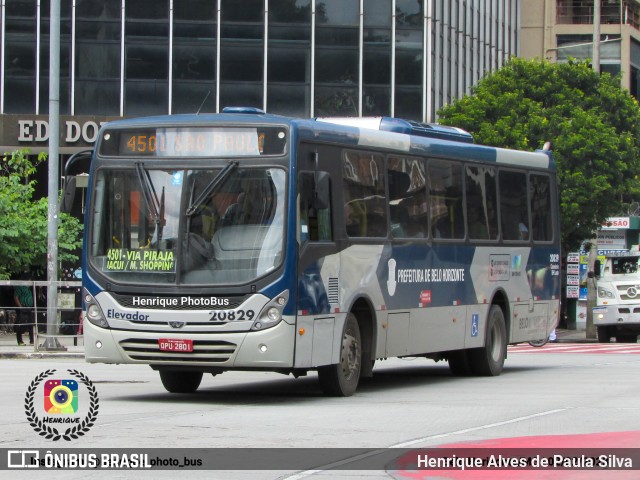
{"left": 489, "top": 318, "right": 503, "bottom": 361}
{"left": 341, "top": 329, "right": 361, "bottom": 381}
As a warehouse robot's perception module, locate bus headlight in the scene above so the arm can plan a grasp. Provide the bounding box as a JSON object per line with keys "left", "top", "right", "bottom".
{"left": 597, "top": 287, "right": 615, "bottom": 299}
{"left": 252, "top": 290, "right": 289, "bottom": 331}
{"left": 83, "top": 288, "right": 110, "bottom": 329}
{"left": 267, "top": 307, "right": 281, "bottom": 322}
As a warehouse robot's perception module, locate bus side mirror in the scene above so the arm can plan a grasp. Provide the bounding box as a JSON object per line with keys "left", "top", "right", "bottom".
{"left": 60, "top": 176, "right": 77, "bottom": 213}
{"left": 61, "top": 149, "right": 92, "bottom": 213}
{"left": 313, "top": 171, "right": 330, "bottom": 210}
{"left": 592, "top": 260, "right": 601, "bottom": 278}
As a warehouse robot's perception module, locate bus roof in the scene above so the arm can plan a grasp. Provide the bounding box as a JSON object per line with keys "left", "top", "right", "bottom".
{"left": 315, "top": 116, "right": 474, "bottom": 143}
{"left": 98, "top": 109, "right": 554, "bottom": 170}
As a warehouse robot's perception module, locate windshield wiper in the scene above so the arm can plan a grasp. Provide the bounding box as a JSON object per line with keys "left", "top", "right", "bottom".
{"left": 186, "top": 161, "right": 238, "bottom": 217}
{"left": 135, "top": 163, "right": 166, "bottom": 242}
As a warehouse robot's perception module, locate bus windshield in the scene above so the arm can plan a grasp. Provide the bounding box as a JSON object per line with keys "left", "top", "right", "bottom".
{"left": 88, "top": 165, "right": 286, "bottom": 285}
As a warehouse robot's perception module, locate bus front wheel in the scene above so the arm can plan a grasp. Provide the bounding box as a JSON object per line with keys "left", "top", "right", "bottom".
{"left": 159, "top": 370, "right": 203, "bottom": 393}
{"left": 318, "top": 313, "right": 362, "bottom": 397}
{"left": 597, "top": 326, "right": 612, "bottom": 343}
{"left": 469, "top": 305, "right": 506, "bottom": 376}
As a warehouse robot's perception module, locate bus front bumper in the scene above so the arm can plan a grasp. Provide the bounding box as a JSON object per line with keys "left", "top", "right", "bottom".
{"left": 83, "top": 319, "right": 295, "bottom": 369}
{"left": 593, "top": 305, "right": 640, "bottom": 327}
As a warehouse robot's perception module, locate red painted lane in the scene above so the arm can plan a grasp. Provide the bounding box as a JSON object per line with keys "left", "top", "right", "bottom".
{"left": 389, "top": 431, "right": 640, "bottom": 479}
{"left": 508, "top": 343, "right": 640, "bottom": 354}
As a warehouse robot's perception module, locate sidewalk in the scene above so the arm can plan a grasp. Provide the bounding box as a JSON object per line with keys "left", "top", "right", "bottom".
{"left": 554, "top": 327, "right": 597, "bottom": 343}
{"left": 0, "top": 328, "right": 595, "bottom": 359}
{"left": 0, "top": 330, "right": 84, "bottom": 359}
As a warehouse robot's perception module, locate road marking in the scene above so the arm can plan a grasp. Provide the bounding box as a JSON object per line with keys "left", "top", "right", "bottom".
{"left": 281, "top": 409, "right": 567, "bottom": 479}
{"left": 390, "top": 408, "right": 567, "bottom": 447}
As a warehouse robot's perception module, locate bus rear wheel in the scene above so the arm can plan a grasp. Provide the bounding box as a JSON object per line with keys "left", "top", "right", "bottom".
{"left": 318, "top": 313, "right": 361, "bottom": 397}
{"left": 159, "top": 370, "right": 203, "bottom": 393}
{"left": 469, "top": 305, "right": 506, "bottom": 376}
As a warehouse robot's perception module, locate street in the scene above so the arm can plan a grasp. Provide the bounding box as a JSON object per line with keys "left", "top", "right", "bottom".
{"left": 2, "top": 343, "right": 640, "bottom": 479}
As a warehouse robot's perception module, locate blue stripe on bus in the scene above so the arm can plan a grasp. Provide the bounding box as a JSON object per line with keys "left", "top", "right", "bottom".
{"left": 297, "top": 243, "right": 560, "bottom": 316}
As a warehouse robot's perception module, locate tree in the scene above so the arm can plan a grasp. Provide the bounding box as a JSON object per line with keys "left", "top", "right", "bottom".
{"left": 437, "top": 57, "right": 640, "bottom": 253}
{"left": 0, "top": 149, "right": 83, "bottom": 279}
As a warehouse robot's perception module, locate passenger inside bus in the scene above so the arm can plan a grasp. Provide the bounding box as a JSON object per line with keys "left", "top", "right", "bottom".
{"left": 468, "top": 204, "right": 490, "bottom": 239}
{"left": 222, "top": 192, "right": 246, "bottom": 226}
{"left": 612, "top": 258, "right": 638, "bottom": 274}
{"left": 389, "top": 204, "right": 410, "bottom": 237}
{"left": 190, "top": 194, "right": 221, "bottom": 242}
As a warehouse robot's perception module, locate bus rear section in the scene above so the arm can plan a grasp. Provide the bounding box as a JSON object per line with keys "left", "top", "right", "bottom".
{"left": 294, "top": 131, "right": 560, "bottom": 390}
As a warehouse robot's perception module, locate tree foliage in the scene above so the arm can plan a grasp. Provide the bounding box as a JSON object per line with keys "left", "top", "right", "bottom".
{"left": 0, "top": 149, "right": 83, "bottom": 279}
{"left": 437, "top": 57, "right": 640, "bottom": 253}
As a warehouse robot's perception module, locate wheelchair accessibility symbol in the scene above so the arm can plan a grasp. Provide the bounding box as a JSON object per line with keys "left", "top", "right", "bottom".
{"left": 471, "top": 314, "right": 479, "bottom": 337}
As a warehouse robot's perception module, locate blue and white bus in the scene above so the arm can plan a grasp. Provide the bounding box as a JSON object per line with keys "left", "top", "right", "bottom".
{"left": 81, "top": 107, "right": 560, "bottom": 396}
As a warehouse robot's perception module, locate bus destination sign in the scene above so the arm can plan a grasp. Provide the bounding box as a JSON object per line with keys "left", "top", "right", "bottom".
{"left": 99, "top": 126, "right": 287, "bottom": 157}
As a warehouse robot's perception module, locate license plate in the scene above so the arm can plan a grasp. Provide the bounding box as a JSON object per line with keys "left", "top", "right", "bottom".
{"left": 158, "top": 338, "right": 193, "bottom": 352}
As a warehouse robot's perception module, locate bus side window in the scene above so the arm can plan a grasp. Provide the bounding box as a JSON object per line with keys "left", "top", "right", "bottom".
{"left": 388, "top": 156, "right": 427, "bottom": 238}
{"left": 299, "top": 171, "right": 332, "bottom": 242}
{"left": 465, "top": 165, "right": 498, "bottom": 241}
{"left": 429, "top": 160, "right": 464, "bottom": 239}
{"left": 343, "top": 151, "right": 387, "bottom": 238}
{"left": 530, "top": 174, "right": 552, "bottom": 241}
{"left": 499, "top": 170, "right": 530, "bottom": 241}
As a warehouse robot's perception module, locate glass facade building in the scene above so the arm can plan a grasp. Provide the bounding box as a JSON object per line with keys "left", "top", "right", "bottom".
{"left": 0, "top": 0, "right": 519, "bottom": 154}
{"left": 0, "top": 0, "right": 519, "bottom": 281}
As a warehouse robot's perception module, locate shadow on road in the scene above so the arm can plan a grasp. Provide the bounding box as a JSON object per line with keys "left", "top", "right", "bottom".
{"left": 104, "top": 361, "right": 552, "bottom": 404}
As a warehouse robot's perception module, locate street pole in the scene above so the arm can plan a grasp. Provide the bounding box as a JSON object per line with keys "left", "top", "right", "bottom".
{"left": 585, "top": 1, "right": 601, "bottom": 340}
{"left": 44, "top": 0, "right": 64, "bottom": 351}
{"left": 593, "top": 0, "right": 600, "bottom": 73}
{"left": 586, "top": 242, "right": 598, "bottom": 339}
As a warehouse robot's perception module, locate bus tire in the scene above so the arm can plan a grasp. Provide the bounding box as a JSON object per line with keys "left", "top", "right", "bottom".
{"left": 448, "top": 350, "right": 473, "bottom": 376}
{"left": 597, "top": 326, "right": 612, "bottom": 343}
{"left": 159, "top": 370, "right": 203, "bottom": 393}
{"left": 469, "top": 305, "right": 506, "bottom": 376}
{"left": 318, "top": 313, "right": 361, "bottom": 397}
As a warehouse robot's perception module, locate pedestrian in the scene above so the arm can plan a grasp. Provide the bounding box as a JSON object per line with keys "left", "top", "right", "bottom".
{"left": 549, "top": 328, "right": 558, "bottom": 343}
{"left": 14, "top": 274, "right": 35, "bottom": 346}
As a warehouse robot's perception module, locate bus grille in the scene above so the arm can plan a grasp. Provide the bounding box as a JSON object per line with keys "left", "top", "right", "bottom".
{"left": 617, "top": 285, "right": 640, "bottom": 301}
{"left": 119, "top": 338, "right": 237, "bottom": 363}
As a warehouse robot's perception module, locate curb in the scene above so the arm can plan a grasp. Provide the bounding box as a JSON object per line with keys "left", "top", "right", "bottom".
{"left": 0, "top": 352, "right": 85, "bottom": 359}
{"left": 556, "top": 338, "right": 598, "bottom": 344}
